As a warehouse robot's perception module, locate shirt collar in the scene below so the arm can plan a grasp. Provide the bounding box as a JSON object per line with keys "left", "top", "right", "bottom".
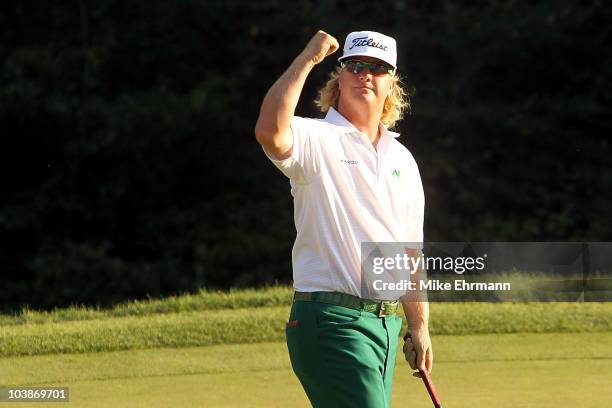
{"left": 324, "top": 107, "right": 400, "bottom": 139}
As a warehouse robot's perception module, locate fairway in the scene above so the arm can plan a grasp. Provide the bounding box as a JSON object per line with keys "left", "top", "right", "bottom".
{"left": 1, "top": 332, "right": 611, "bottom": 407}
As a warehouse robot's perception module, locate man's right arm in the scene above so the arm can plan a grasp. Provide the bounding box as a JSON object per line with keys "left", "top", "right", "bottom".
{"left": 254, "top": 30, "right": 339, "bottom": 160}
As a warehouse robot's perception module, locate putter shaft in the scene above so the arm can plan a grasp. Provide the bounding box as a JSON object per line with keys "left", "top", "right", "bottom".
{"left": 419, "top": 369, "right": 442, "bottom": 408}
{"left": 405, "top": 333, "right": 443, "bottom": 408}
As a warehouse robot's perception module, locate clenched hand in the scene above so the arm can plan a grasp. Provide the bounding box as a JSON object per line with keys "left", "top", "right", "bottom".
{"left": 403, "top": 328, "right": 434, "bottom": 377}
{"left": 299, "top": 30, "right": 340, "bottom": 65}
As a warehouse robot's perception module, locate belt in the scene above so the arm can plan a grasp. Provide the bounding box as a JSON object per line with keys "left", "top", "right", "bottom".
{"left": 293, "top": 291, "right": 400, "bottom": 317}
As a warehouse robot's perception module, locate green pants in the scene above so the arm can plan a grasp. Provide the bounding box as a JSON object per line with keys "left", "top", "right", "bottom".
{"left": 286, "top": 298, "right": 403, "bottom": 408}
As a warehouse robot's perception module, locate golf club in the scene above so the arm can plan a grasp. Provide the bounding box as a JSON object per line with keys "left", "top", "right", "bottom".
{"left": 405, "top": 333, "right": 443, "bottom": 408}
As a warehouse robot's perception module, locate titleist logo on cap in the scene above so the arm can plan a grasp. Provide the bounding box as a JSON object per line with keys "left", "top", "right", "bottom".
{"left": 339, "top": 31, "right": 397, "bottom": 68}
{"left": 349, "top": 36, "right": 389, "bottom": 51}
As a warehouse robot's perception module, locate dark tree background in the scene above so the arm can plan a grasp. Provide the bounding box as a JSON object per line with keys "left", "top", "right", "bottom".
{"left": 1, "top": 0, "right": 610, "bottom": 310}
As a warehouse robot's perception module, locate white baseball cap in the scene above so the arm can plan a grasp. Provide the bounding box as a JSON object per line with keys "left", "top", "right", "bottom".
{"left": 338, "top": 31, "right": 397, "bottom": 69}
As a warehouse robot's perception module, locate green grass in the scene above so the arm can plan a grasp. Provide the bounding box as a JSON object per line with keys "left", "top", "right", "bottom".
{"left": 1, "top": 286, "right": 611, "bottom": 406}
{"left": 1, "top": 332, "right": 611, "bottom": 407}
{"left": 0, "top": 286, "right": 295, "bottom": 326}
{"left": 5, "top": 277, "right": 610, "bottom": 326}
{"left": 0, "top": 307, "right": 286, "bottom": 357}
{"left": 424, "top": 271, "right": 612, "bottom": 301}
{"left": 1, "top": 286, "right": 611, "bottom": 357}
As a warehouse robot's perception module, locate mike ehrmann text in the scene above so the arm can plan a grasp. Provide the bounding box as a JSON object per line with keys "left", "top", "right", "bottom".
{"left": 372, "top": 279, "right": 512, "bottom": 291}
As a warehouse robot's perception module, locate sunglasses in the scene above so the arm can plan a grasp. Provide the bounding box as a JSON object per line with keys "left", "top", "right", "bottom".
{"left": 341, "top": 59, "right": 395, "bottom": 76}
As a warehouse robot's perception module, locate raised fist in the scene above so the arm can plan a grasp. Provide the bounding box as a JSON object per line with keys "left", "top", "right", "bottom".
{"left": 301, "top": 30, "right": 340, "bottom": 65}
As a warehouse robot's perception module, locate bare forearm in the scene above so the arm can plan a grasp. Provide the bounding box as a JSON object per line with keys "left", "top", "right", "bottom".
{"left": 401, "top": 297, "right": 429, "bottom": 330}
{"left": 255, "top": 54, "right": 314, "bottom": 147}
{"left": 401, "top": 248, "right": 429, "bottom": 330}
{"left": 255, "top": 30, "right": 339, "bottom": 158}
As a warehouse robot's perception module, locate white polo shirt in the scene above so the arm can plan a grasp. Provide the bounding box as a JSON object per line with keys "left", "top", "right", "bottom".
{"left": 264, "top": 107, "right": 424, "bottom": 298}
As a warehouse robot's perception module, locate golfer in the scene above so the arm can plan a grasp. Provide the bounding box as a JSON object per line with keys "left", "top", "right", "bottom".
{"left": 255, "top": 30, "right": 432, "bottom": 407}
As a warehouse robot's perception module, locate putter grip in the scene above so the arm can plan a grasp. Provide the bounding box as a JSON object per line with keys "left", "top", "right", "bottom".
{"left": 404, "top": 333, "right": 442, "bottom": 408}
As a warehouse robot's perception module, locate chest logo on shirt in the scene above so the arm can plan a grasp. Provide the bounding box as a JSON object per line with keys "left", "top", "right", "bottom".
{"left": 391, "top": 169, "right": 401, "bottom": 178}
{"left": 340, "top": 159, "right": 359, "bottom": 165}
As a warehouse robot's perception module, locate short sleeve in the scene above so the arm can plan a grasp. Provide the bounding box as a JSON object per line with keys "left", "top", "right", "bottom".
{"left": 261, "top": 116, "right": 322, "bottom": 183}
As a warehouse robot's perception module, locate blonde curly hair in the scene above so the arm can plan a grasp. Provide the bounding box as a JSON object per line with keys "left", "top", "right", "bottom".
{"left": 314, "top": 66, "right": 411, "bottom": 129}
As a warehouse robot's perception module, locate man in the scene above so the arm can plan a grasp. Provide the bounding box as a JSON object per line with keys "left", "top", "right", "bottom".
{"left": 255, "top": 30, "right": 432, "bottom": 407}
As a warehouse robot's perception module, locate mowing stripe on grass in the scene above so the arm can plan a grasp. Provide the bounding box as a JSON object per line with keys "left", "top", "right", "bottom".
{"left": 1, "top": 332, "right": 610, "bottom": 386}
{"left": 0, "top": 286, "right": 295, "bottom": 326}
{"left": 2, "top": 284, "right": 611, "bottom": 331}
{"left": 0, "top": 307, "right": 287, "bottom": 357}
{"left": 1, "top": 302, "right": 611, "bottom": 357}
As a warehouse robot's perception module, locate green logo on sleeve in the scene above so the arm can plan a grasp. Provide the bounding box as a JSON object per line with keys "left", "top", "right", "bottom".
{"left": 391, "top": 169, "right": 401, "bottom": 178}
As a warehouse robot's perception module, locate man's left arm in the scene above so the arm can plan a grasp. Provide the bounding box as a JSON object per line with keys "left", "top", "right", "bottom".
{"left": 400, "top": 248, "right": 433, "bottom": 374}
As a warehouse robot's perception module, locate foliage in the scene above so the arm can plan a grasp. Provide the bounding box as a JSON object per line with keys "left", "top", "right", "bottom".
{"left": 1, "top": 1, "right": 610, "bottom": 309}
